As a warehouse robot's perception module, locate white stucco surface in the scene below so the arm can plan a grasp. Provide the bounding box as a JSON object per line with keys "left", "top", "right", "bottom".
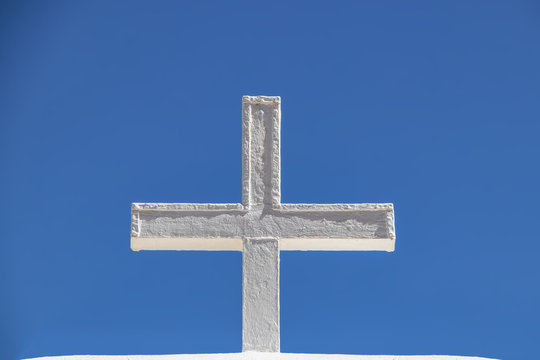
{"left": 130, "top": 96, "right": 396, "bottom": 353}
{"left": 24, "top": 352, "right": 498, "bottom": 360}
{"left": 243, "top": 239, "right": 280, "bottom": 352}
{"left": 20, "top": 97, "right": 495, "bottom": 360}
{"left": 90, "top": 96, "right": 494, "bottom": 360}
{"left": 131, "top": 96, "right": 395, "bottom": 252}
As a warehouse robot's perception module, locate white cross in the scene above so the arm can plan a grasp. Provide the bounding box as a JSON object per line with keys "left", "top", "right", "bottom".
{"left": 131, "top": 96, "right": 395, "bottom": 353}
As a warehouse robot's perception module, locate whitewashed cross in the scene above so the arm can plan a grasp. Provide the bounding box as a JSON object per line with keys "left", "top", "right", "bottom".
{"left": 131, "top": 96, "right": 395, "bottom": 353}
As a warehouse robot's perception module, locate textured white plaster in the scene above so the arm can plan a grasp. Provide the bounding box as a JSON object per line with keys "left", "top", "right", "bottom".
{"left": 131, "top": 96, "right": 395, "bottom": 252}
{"left": 28, "top": 97, "right": 495, "bottom": 360}
{"left": 130, "top": 96, "right": 396, "bottom": 352}
{"left": 132, "top": 204, "right": 394, "bottom": 250}
{"left": 242, "top": 96, "right": 281, "bottom": 207}
{"left": 243, "top": 239, "right": 280, "bottom": 352}
{"left": 24, "top": 352, "right": 498, "bottom": 360}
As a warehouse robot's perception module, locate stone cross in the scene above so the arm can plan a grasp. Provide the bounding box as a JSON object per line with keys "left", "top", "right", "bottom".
{"left": 131, "top": 96, "right": 395, "bottom": 353}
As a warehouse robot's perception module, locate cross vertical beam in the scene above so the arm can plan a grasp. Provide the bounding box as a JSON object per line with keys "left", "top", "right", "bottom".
{"left": 243, "top": 238, "right": 280, "bottom": 352}
{"left": 242, "top": 97, "right": 282, "bottom": 351}
{"left": 242, "top": 96, "right": 281, "bottom": 208}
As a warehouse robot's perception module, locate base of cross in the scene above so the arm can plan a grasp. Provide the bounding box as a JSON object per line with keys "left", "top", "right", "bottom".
{"left": 25, "top": 352, "right": 497, "bottom": 360}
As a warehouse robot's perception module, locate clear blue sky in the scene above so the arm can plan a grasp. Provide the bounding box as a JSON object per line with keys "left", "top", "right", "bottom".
{"left": 1, "top": 1, "right": 539, "bottom": 359}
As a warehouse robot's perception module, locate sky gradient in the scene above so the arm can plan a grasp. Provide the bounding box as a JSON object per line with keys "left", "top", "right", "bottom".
{"left": 1, "top": 1, "right": 539, "bottom": 359}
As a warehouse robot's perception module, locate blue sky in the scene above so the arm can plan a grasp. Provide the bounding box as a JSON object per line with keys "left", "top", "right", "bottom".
{"left": 1, "top": 1, "right": 539, "bottom": 359}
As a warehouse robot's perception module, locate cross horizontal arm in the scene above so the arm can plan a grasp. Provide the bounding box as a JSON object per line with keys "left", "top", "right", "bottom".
{"left": 131, "top": 203, "right": 247, "bottom": 251}
{"left": 273, "top": 204, "right": 395, "bottom": 251}
{"left": 131, "top": 203, "right": 395, "bottom": 252}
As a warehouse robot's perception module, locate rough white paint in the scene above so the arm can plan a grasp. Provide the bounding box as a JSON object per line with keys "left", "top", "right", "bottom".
{"left": 130, "top": 96, "right": 396, "bottom": 352}
{"left": 131, "top": 203, "right": 394, "bottom": 251}
{"left": 131, "top": 96, "right": 395, "bottom": 252}
{"left": 243, "top": 238, "right": 280, "bottom": 352}
{"left": 24, "top": 352, "right": 498, "bottom": 360}
{"left": 22, "top": 97, "right": 495, "bottom": 360}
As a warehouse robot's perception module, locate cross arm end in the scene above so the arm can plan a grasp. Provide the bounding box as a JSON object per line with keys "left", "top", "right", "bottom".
{"left": 272, "top": 203, "right": 396, "bottom": 251}
{"left": 130, "top": 203, "right": 246, "bottom": 252}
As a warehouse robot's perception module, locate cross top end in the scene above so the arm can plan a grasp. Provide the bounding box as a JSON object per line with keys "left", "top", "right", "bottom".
{"left": 243, "top": 95, "right": 280, "bottom": 104}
